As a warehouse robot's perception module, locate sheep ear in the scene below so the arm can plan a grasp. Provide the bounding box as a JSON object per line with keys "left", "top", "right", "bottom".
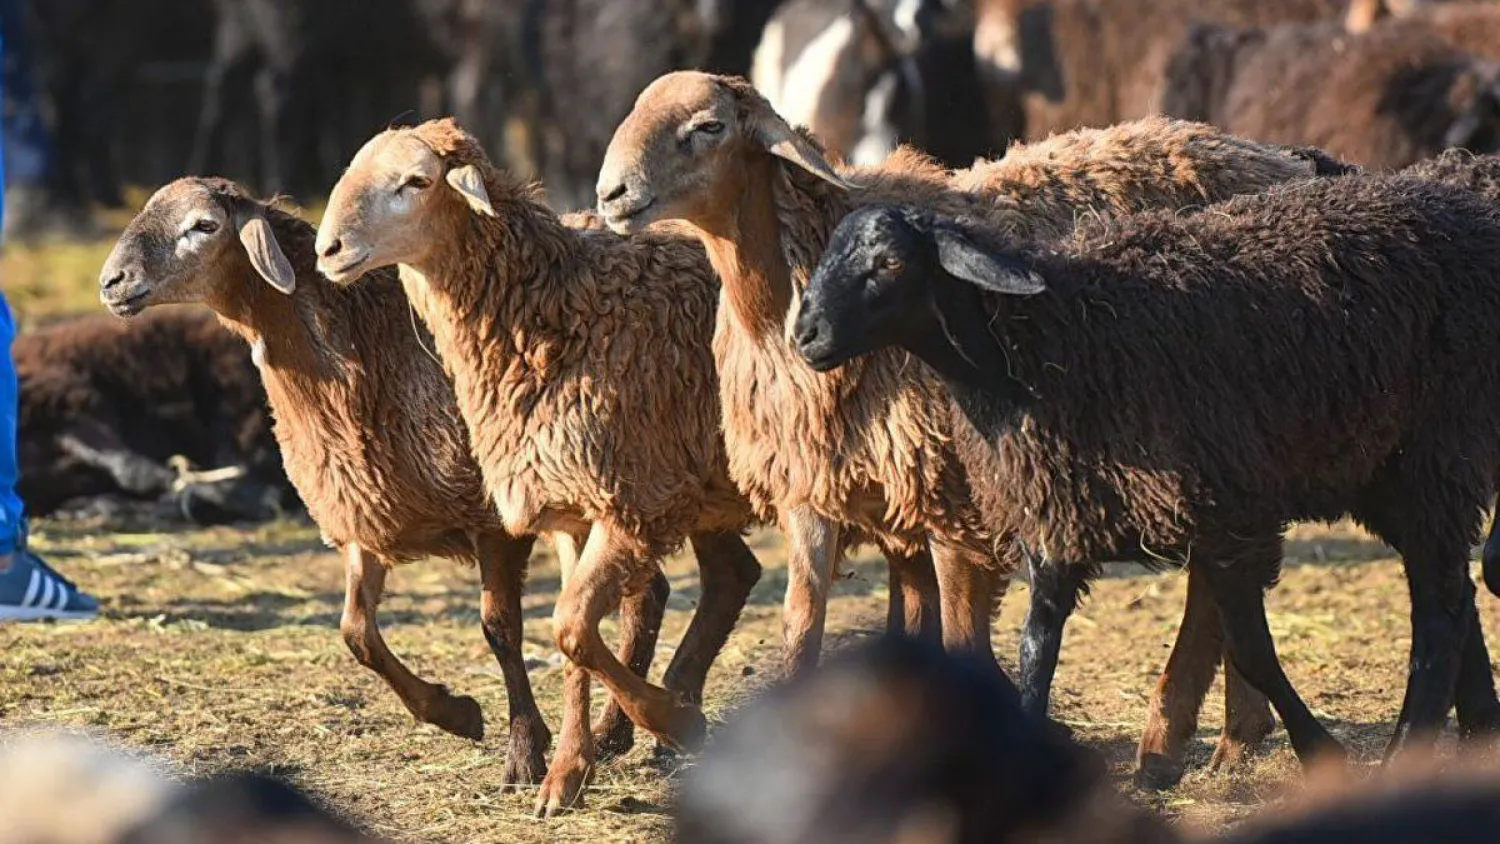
{"left": 237, "top": 215, "right": 296, "bottom": 295}
{"left": 933, "top": 226, "right": 1045, "bottom": 296}
{"left": 445, "top": 165, "right": 497, "bottom": 217}
{"left": 747, "top": 110, "right": 854, "bottom": 190}
{"left": 1444, "top": 70, "right": 1500, "bottom": 150}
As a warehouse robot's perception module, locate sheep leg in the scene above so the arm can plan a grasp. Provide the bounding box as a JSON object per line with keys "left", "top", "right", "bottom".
{"left": 1211, "top": 658, "right": 1277, "bottom": 771}
{"left": 662, "top": 531, "right": 763, "bottom": 703}
{"left": 1453, "top": 576, "right": 1500, "bottom": 738}
{"left": 881, "top": 540, "right": 942, "bottom": 642}
{"left": 536, "top": 531, "right": 596, "bottom": 816}
{"left": 339, "top": 544, "right": 483, "bottom": 740}
{"left": 56, "top": 421, "right": 176, "bottom": 496}
{"left": 475, "top": 532, "right": 550, "bottom": 789}
{"left": 1017, "top": 553, "right": 1087, "bottom": 719}
{"left": 1198, "top": 539, "right": 1343, "bottom": 766}
{"left": 1137, "top": 564, "right": 1225, "bottom": 789}
{"left": 931, "top": 540, "right": 998, "bottom": 667}
{"left": 592, "top": 569, "right": 669, "bottom": 759}
{"left": 551, "top": 521, "right": 706, "bottom": 748}
{"left": 1386, "top": 547, "right": 1473, "bottom": 756}
{"left": 781, "top": 506, "right": 842, "bottom": 677}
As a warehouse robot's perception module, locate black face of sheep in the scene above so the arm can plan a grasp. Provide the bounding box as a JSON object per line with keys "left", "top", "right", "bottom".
{"left": 99, "top": 178, "right": 296, "bottom": 318}
{"left": 793, "top": 205, "right": 1045, "bottom": 372}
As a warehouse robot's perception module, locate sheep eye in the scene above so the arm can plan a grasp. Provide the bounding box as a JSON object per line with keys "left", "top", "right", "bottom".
{"left": 188, "top": 218, "right": 220, "bottom": 235}
{"left": 400, "top": 174, "right": 433, "bottom": 192}
{"left": 879, "top": 255, "right": 903, "bottom": 272}
{"left": 694, "top": 120, "right": 725, "bottom": 136}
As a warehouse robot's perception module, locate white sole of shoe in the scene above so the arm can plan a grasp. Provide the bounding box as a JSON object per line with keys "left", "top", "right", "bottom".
{"left": 0, "top": 606, "right": 98, "bottom": 622}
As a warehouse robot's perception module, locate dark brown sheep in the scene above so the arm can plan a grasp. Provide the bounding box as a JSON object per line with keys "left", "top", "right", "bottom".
{"left": 794, "top": 175, "right": 1500, "bottom": 775}
{"left": 971, "top": 0, "right": 1348, "bottom": 142}
{"left": 316, "top": 120, "right": 763, "bottom": 815}
{"left": 1160, "top": 17, "right": 1500, "bottom": 169}
{"left": 97, "top": 177, "right": 676, "bottom": 788}
{"left": 14, "top": 308, "right": 292, "bottom": 523}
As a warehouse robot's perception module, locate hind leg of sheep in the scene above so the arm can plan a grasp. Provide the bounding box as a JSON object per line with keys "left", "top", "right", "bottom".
{"left": 882, "top": 541, "right": 942, "bottom": 642}
{"left": 932, "top": 540, "right": 998, "bottom": 667}
{"left": 553, "top": 522, "right": 706, "bottom": 750}
{"left": 1211, "top": 659, "right": 1277, "bottom": 771}
{"left": 782, "top": 506, "right": 842, "bottom": 677}
{"left": 1017, "top": 552, "right": 1087, "bottom": 719}
{"left": 475, "top": 533, "right": 551, "bottom": 788}
{"left": 661, "top": 532, "right": 763, "bottom": 704}
{"left": 1385, "top": 545, "right": 1473, "bottom": 756}
{"left": 1454, "top": 576, "right": 1500, "bottom": 738}
{"left": 1198, "top": 538, "right": 1344, "bottom": 766}
{"left": 593, "top": 570, "right": 669, "bottom": 759}
{"left": 1137, "top": 565, "right": 1225, "bottom": 789}
{"left": 339, "top": 544, "right": 483, "bottom": 740}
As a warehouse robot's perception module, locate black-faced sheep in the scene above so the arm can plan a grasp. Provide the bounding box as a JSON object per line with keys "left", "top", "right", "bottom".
{"left": 15, "top": 308, "right": 292, "bottom": 524}
{"left": 1160, "top": 16, "right": 1500, "bottom": 169}
{"left": 792, "top": 175, "right": 1500, "bottom": 772}
{"left": 97, "top": 177, "right": 679, "bottom": 788}
{"left": 315, "top": 119, "right": 764, "bottom": 815}
{"left": 595, "top": 70, "right": 1354, "bottom": 745}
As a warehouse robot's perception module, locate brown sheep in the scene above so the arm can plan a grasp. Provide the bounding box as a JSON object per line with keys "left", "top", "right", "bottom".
{"left": 1160, "top": 17, "right": 1500, "bottom": 170}
{"left": 595, "top": 70, "right": 1350, "bottom": 764}
{"left": 96, "top": 177, "right": 673, "bottom": 788}
{"left": 971, "top": 0, "right": 1349, "bottom": 142}
{"left": 14, "top": 308, "right": 293, "bottom": 523}
{"left": 315, "top": 120, "right": 764, "bottom": 815}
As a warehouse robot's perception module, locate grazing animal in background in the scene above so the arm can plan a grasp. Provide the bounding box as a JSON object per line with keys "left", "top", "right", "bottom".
{"left": 596, "top": 70, "right": 1358, "bottom": 784}
{"left": 751, "top": 0, "right": 993, "bottom": 167}
{"left": 1159, "top": 17, "right": 1500, "bottom": 169}
{"left": 98, "top": 177, "right": 683, "bottom": 785}
{"left": 15, "top": 308, "right": 292, "bottom": 524}
{"left": 316, "top": 119, "right": 764, "bottom": 815}
{"left": 675, "top": 635, "right": 1500, "bottom": 844}
{"left": 792, "top": 176, "right": 1500, "bottom": 776}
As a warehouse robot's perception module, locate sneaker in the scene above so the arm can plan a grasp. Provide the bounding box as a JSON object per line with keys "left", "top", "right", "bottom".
{"left": 0, "top": 550, "right": 100, "bottom": 622}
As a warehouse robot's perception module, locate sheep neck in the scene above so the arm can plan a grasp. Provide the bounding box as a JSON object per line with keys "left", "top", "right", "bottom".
{"left": 698, "top": 151, "right": 798, "bottom": 336}
{"left": 909, "top": 284, "right": 1037, "bottom": 439}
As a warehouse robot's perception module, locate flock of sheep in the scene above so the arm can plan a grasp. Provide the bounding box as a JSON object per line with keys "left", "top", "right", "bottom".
{"left": 23, "top": 0, "right": 1500, "bottom": 832}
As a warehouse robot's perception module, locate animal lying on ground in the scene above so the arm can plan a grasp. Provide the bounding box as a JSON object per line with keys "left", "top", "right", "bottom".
{"left": 98, "top": 177, "right": 675, "bottom": 787}
{"left": 315, "top": 119, "right": 764, "bottom": 815}
{"left": 15, "top": 308, "right": 293, "bottom": 524}
{"left": 792, "top": 174, "right": 1500, "bottom": 774}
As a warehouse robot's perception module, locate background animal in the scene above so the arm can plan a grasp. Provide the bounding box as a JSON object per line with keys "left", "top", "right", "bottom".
{"left": 15, "top": 308, "right": 294, "bottom": 524}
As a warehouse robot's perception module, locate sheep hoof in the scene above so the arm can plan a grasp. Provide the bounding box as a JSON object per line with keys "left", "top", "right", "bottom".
{"left": 592, "top": 710, "right": 637, "bottom": 759}
{"left": 1134, "top": 753, "right": 1186, "bottom": 791}
{"left": 428, "top": 693, "right": 485, "bottom": 741}
{"left": 650, "top": 701, "right": 708, "bottom": 753}
{"left": 503, "top": 717, "right": 552, "bottom": 789}
{"left": 533, "top": 758, "right": 591, "bottom": 817}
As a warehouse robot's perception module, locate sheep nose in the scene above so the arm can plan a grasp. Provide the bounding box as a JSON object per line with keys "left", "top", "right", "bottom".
{"left": 598, "top": 182, "right": 627, "bottom": 204}
{"left": 319, "top": 237, "right": 343, "bottom": 259}
{"left": 100, "top": 269, "right": 128, "bottom": 291}
{"left": 793, "top": 311, "right": 823, "bottom": 349}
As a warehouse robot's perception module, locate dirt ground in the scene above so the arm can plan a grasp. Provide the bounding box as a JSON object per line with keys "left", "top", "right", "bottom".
{"left": 1, "top": 514, "right": 1492, "bottom": 842}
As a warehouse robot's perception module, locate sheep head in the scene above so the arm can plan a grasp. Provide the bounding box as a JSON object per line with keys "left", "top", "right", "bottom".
{"left": 100, "top": 178, "right": 296, "bottom": 318}
{"left": 794, "top": 204, "right": 1042, "bottom": 372}
{"left": 317, "top": 118, "right": 495, "bottom": 284}
{"left": 596, "top": 70, "right": 852, "bottom": 236}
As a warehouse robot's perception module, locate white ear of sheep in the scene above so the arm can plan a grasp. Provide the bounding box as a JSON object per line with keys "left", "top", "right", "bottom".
{"left": 446, "top": 165, "right": 497, "bottom": 217}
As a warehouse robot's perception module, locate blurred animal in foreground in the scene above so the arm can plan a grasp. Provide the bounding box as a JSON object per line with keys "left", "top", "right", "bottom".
{"left": 0, "top": 730, "right": 379, "bottom": 844}
{"left": 15, "top": 309, "right": 295, "bottom": 524}
{"left": 678, "top": 636, "right": 1500, "bottom": 844}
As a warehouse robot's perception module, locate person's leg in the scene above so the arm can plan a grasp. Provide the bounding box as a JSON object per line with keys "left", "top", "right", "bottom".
{"left": 0, "top": 294, "right": 98, "bottom": 621}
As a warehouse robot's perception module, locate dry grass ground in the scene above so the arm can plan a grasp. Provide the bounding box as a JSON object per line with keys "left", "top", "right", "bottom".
{"left": 0, "top": 515, "right": 1494, "bottom": 842}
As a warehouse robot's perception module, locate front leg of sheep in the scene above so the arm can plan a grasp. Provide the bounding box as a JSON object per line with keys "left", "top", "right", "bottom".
{"left": 540, "top": 522, "right": 707, "bottom": 816}
{"left": 339, "top": 545, "right": 484, "bottom": 740}
{"left": 781, "top": 506, "right": 843, "bottom": 677}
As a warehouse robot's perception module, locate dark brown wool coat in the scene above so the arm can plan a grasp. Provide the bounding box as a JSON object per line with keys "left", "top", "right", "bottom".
{"left": 1160, "top": 18, "right": 1500, "bottom": 170}
{"left": 14, "top": 308, "right": 290, "bottom": 518}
